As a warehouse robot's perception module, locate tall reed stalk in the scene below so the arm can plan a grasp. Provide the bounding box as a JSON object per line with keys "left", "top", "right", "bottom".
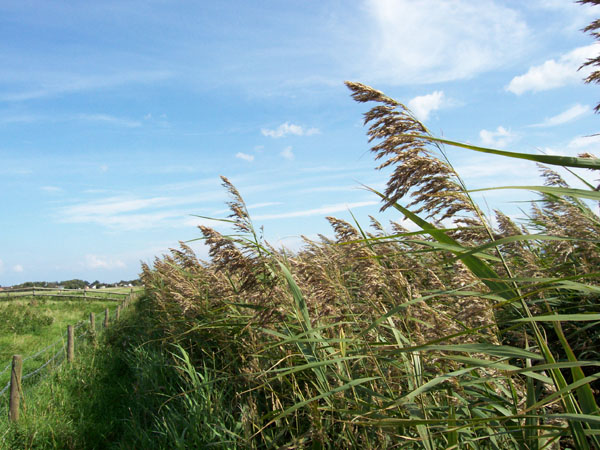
{"left": 139, "top": 81, "right": 600, "bottom": 448}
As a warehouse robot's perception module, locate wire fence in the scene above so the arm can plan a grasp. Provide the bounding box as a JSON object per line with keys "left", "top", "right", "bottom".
{"left": 1, "top": 290, "right": 141, "bottom": 420}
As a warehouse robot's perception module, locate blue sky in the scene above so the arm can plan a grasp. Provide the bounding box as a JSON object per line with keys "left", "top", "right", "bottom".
{"left": 1, "top": 0, "right": 599, "bottom": 285}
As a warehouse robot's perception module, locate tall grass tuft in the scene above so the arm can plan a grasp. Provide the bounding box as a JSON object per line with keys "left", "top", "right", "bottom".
{"left": 138, "top": 83, "right": 600, "bottom": 448}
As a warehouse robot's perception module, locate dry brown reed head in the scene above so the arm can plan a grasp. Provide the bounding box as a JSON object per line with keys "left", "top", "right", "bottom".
{"left": 220, "top": 175, "right": 252, "bottom": 233}
{"left": 538, "top": 164, "right": 569, "bottom": 188}
{"left": 578, "top": 152, "right": 600, "bottom": 190}
{"left": 345, "top": 81, "right": 476, "bottom": 222}
{"left": 199, "top": 225, "right": 258, "bottom": 290}
{"left": 579, "top": 0, "right": 600, "bottom": 111}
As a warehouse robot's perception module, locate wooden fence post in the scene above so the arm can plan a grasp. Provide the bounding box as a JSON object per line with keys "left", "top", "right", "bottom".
{"left": 32, "top": 287, "right": 35, "bottom": 297}
{"left": 67, "top": 325, "right": 74, "bottom": 362}
{"left": 90, "top": 312, "right": 95, "bottom": 331}
{"left": 9, "top": 355, "right": 23, "bottom": 423}
{"left": 104, "top": 308, "right": 109, "bottom": 328}
{"left": 117, "top": 304, "right": 121, "bottom": 320}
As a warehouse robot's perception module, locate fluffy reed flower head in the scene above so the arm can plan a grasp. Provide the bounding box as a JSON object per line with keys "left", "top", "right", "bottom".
{"left": 221, "top": 175, "right": 252, "bottom": 233}
{"left": 345, "top": 81, "right": 476, "bottom": 222}
{"left": 579, "top": 0, "right": 600, "bottom": 111}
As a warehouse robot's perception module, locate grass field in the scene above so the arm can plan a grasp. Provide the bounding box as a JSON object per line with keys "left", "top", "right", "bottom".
{"left": 0, "top": 297, "right": 122, "bottom": 391}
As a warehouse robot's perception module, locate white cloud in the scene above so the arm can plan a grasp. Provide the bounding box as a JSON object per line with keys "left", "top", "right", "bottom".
{"left": 0, "top": 70, "right": 172, "bottom": 102}
{"left": 455, "top": 157, "right": 533, "bottom": 185}
{"left": 248, "top": 202, "right": 282, "bottom": 210}
{"left": 12, "top": 264, "right": 23, "bottom": 273}
{"left": 408, "top": 91, "right": 445, "bottom": 121}
{"left": 362, "top": 0, "right": 530, "bottom": 84}
{"left": 0, "top": 259, "right": 4, "bottom": 273}
{"left": 56, "top": 190, "right": 228, "bottom": 230}
{"left": 261, "top": 122, "right": 320, "bottom": 138}
{"left": 62, "top": 196, "right": 173, "bottom": 217}
{"left": 567, "top": 134, "right": 600, "bottom": 152}
{"left": 77, "top": 113, "right": 141, "bottom": 128}
{"left": 99, "top": 164, "right": 109, "bottom": 173}
{"left": 479, "top": 126, "right": 515, "bottom": 148}
{"left": 253, "top": 200, "right": 378, "bottom": 220}
{"left": 281, "top": 146, "right": 294, "bottom": 160}
{"left": 41, "top": 186, "right": 63, "bottom": 193}
{"left": 506, "top": 44, "right": 599, "bottom": 95}
{"left": 235, "top": 152, "right": 255, "bottom": 162}
{"left": 530, "top": 104, "right": 591, "bottom": 127}
{"left": 85, "top": 255, "right": 126, "bottom": 270}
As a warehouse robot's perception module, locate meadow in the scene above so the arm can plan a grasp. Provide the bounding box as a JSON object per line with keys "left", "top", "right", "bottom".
{"left": 0, "top": 295, "right": 124, "bottom": 394}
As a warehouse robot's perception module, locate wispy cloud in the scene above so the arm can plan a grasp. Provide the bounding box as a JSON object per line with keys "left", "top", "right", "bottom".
{"left": 55, "top": 190, "right": 228, "bottom": 230}
{"left": 567, "top": 134, "right": 600, "bottom": 152}
{"left": 0, "top": 114, "right": 40, "bottom": 125}
{"left": 57, "top": 196, "right": 183, "bottom": 230}
{"left": 0, "top": 112, "right": 142, "bottom": 127}
{"left": 41, "top": 186, "right": 63, "bottom": 193}
{"left": 0, "top": 70, "right": 172, "bottom": 102}
{"left": 61, "top": 196, "right": 173, "bottom": 217}
{"left": 479, "top": 126, "right": 515, "bottom": 148}
{"left": 12, "top": 264, "right": 24, "bottom": 273}
{"left": 362, "top": 0, "right": 530, "bottom": 84}
{"left": 506, "top": 44, "right": 598, "bottom": 95}
{"left": 0, "top": 167, "right": 33, "bottom": 175}
{"left": 408, "top": 91, "right": 445, "bottom": 121}
{"left": 235, "top": 152, "right": 255, "bottom": 162}
{"left": 280, "top": 146, "right": 294, "bottom": 160}
{"left": 253, "top": 200, "right": 378, "bottom": 221}
{"left": 261, "top": 122, "right": 320, "bottom": 138}
{"left": 76, "top": 113, "right": 142, "bottom": 128}
{"left": 455, "top": 157, "right": 534, "bottom": 186}
{"left": 0, "top": 259, "right": 4, "bottom": 273}
{"left": 530, "top": 104, "right": 591, "bottom": 127}
{"left": 85, "top": 255, "right": 126, "bottom": 270}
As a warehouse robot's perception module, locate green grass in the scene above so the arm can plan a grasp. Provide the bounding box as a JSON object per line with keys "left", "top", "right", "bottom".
{"left": 0, "top": 295, "right": 242, "bottom": 450}
{"left": 0, "top": 297, "right": 121, "bottom": 391}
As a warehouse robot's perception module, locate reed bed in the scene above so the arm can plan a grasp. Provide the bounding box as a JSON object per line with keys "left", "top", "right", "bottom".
{"left": 140, "top": 83, "right": 600, "bottom": 449}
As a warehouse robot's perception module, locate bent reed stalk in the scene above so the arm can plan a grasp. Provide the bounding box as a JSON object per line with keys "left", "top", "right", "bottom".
{"left": 139, "top": 84, "right": 600, "bottom": 449}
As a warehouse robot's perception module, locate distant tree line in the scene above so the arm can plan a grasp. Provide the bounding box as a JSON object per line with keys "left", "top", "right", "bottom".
{"left": 2, "top": 278, "right": 142, "bottom": 289}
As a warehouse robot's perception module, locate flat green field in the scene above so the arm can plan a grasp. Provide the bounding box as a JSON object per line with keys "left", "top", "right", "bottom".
{"left": 0, "top": 297, "right": 121, "bottom": 390}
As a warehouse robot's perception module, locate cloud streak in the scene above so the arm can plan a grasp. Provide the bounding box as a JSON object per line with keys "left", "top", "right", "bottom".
{"left": 0, "top": 70, "right": 172, "bottom": 102}
{"left": 530, "top": 104, "right": 591, "bottom": 127}
{"left": 253, "top": 200, "right": 378, "bottom": 221}
{"left": 85, "top": 255, "right": 126, "bottom": 270}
